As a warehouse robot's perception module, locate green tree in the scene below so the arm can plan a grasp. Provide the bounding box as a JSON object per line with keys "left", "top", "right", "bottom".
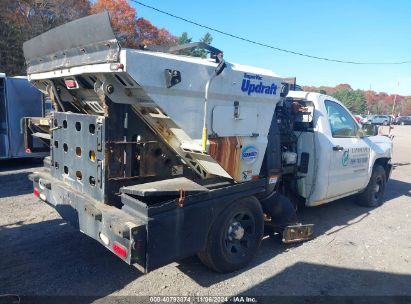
{"left": 176, "top": 32, "right": 193, "bottom": 56}
{"left": 353, "top": 90, "right": 367, "bottom": 114}
{"left": 331, "top": 89, "right": 353, "bottom": 111}
{"left": 178, "top": 32, "right": 192, "bottom": 45}
{"left": 331, "top": 88, "right": 366, "bottom": 114}
{"left": 177, "top": 32, "right": 213, "bottom": 58}
{"left": 192, "top": 32, "right": 213, "bottom": 58}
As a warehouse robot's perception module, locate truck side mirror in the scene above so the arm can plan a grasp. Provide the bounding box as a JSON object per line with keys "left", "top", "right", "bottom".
{"left": 362, "top": 124, "right": 379, "bottom": 136}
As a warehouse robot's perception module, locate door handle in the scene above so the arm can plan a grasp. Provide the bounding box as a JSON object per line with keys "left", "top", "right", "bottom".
{"left": 333, "top": 145, "right": 344, "bottom": 151}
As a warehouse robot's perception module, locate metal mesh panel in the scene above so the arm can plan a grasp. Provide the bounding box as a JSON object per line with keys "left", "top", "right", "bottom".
{"left": 51, "top": 112, "right": 105, "bottom": 201}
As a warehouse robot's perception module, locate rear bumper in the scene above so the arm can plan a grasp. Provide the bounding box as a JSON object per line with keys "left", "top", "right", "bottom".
{"left": 30, "top": 170, "right": 147, "bottom": 272}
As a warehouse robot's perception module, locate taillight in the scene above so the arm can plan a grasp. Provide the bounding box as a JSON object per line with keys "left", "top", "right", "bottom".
{"left": 64, "top": 78, "right": 78, "bottom": 89}
{"left": 113, "top": 242, "right": 127, "bottom": 258}
{"left": 25, "top": 148, "right": 32, "bottom": 153}
{"left": 33, "top": 187, "right": 40, "bottom": 197}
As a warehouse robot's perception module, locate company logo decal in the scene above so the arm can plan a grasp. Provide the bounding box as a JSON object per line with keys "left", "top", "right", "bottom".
{"left": 342, "top": 150, "right": 349, "bottom": 167}
{"left": 241, "top": 73, "right": 277, "bottom": 96}
{"left": 241, "top": 145, "right": 258, "bottom": 164}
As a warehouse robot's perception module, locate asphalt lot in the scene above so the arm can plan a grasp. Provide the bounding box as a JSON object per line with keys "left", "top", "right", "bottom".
{"left": 1, "top": 127, "right": 411, "bottom": 303}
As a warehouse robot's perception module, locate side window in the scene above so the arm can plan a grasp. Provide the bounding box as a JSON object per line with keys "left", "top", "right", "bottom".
{"left": 325, "top": 100, "right": 358, "bottom": 138}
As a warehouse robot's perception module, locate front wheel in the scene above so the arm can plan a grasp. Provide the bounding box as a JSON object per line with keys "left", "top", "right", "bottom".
{"left": 357, "top": 165, "right": 386, "bottom": 207}
{"left": 197, "top": 196, "right": 264, "bottom": 273}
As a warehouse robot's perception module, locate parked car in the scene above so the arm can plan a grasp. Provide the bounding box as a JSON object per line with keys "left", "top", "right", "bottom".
{"left": 394, "top": 116, "right": 411, "bottom": 125}
{"left": 371, "top": 115, "right": 392, "bottom": 125}
{"left": 361, "top": 115, "right": 373, "bottom": 124}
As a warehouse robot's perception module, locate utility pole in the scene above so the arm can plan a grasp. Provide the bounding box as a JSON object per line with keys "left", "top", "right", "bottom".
{"left": 389, "top": 81, "right": 399, "bottom": 137}
{"left": 391, "top": 81, "right": 399, "bottom": 117}
{"left": 391, "top": 95, "right": 397, "bottom": 116}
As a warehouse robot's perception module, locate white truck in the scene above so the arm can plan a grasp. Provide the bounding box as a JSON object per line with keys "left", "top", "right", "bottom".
{"left": 23, "top": 13, "right": 392, "bottom": 273}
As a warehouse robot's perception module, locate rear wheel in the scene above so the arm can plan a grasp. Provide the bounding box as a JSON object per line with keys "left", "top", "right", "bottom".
{"left": 357, "top": 165, "right": 386, "bottom": 207}
{"left": 197, "top": 196, "right": 264, "bottom": 273}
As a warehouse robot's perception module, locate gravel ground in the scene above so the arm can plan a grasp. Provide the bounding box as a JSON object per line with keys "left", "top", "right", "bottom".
{"left": 0, "top": 127, "right": 410, "bottom": 303}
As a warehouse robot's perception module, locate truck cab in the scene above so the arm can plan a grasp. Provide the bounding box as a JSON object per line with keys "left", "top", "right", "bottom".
{"left": 287, "top": 91, "right": 392, "bottom": 207}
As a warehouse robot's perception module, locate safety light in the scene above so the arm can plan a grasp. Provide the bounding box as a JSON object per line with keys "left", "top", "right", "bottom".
{"left": 110, "top": 63, "right": 124, "bottom": 71}
{"left": 113, "top": 242, "right": 127, "bottom": 258}
{"left": 33, "top": 187, "right": 40, "bottom": 197}
{"left": 99, "top": 232, "right": 110, "bottom": 246}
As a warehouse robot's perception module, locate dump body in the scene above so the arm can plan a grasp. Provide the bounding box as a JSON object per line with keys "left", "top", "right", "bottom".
{"left": 121, "top": 48, "right": 283, "bottom": 181}
{"left": 24, "top": 12, "right": 286, "bottom": 183}
{"left": 27, "top": 50, "right": 284, "bottom": 181}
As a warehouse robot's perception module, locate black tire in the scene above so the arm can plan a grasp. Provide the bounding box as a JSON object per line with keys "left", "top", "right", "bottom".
{"left": 357, "top": 165, "right": 386, "bottom": 207}
{"left": 197, "top": 196, "right": 264, "bottom": 273}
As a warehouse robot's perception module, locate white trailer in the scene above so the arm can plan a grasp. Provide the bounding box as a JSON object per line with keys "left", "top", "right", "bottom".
{"left": 0, "top": 73, "right": 49, "bottom": 159}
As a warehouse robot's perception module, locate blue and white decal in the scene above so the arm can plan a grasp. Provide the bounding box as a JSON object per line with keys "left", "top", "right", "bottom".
{"left": 342, "top": 150, "right": 349, "bottom": 167}
{"left": 241, "top": 73, "right": 278, "bottom": 96}
{"left": 241, "top": 145, "right": 258, "bottom": 164}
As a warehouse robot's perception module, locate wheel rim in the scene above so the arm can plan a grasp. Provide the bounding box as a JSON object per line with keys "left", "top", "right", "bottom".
{"left": 224, "top": 212, "right": 255, "bottom": 256}
{"left": 372, "top": 176, "right": 383, "bottom": 202}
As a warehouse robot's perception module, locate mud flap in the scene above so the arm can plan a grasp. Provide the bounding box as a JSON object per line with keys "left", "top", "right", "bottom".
{"left": 260, "top": 193, "right": 298, "bottom": 228}
{"left": 282, "top": 224, "right": 314, "bottom": 244}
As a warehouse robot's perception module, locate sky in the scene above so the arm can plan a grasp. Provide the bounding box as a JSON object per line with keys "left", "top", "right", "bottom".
{"left": 131, "top": 0, "right": 411, "bottom": 96}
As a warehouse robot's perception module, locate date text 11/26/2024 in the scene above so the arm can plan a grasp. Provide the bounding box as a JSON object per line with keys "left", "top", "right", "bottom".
{"left": 149, "top": 296, "right": 258, "bottom": 303}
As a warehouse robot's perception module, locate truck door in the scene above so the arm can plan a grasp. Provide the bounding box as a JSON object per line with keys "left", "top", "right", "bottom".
{"left": 324, "top": 99, "right": 370, "bottom": 198}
